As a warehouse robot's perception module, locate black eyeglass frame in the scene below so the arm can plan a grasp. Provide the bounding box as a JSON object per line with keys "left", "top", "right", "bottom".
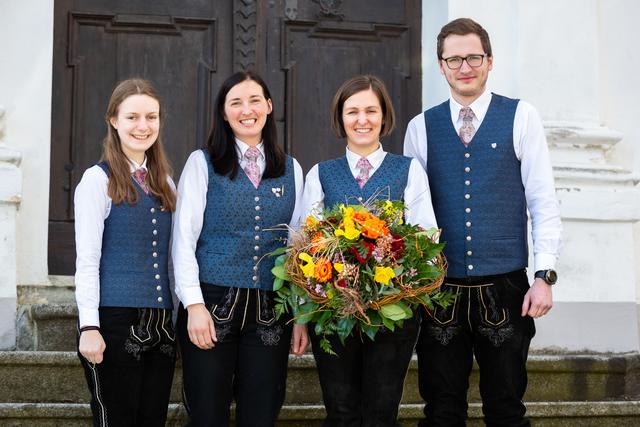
{"left": 441, "top": 54, "right": 488, "bottom": 70}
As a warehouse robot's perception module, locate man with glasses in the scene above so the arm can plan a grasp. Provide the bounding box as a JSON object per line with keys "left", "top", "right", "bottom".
{"left": 404, "top": 18, "right": 562, "bottom": 426}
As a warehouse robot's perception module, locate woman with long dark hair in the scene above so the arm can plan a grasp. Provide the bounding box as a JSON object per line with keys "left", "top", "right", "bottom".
{"left": 173, "top": 71, "right": 308, "bottom": 426}
{"left": 75, "top": 78, "right": 177, "bottom": 426}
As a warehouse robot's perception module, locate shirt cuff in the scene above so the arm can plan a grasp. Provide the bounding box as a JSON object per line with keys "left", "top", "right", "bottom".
{"left": 78, "top": 308, "right": 100, "bottom": 329}
{"left": 533, "top": 253, "right": 557, "bottom": 272}
{"left": 178, "top": 285, "right": 205, "bottom": 308}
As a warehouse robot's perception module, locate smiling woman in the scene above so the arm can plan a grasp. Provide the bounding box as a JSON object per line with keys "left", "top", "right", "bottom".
{"left": 299, "top": 75, "right": 438, "bottom": 426}
{"left": 171, "top": 71, "right": 308, "bottom": 426}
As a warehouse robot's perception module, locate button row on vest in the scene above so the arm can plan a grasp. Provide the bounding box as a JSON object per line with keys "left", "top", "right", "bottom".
{"left": 465, "top": 167, "right": 471, "bottom": 173}
{"left": 253, "top": 266, "right": 258, "bottom": 271}
{"left": 152, "top": 218, "right": 157, "bottom": 224}
{"left": 464, "top": 153, "right": 470, "bottom": 158}
{"left": 252, "top": 276, "right": 258, "bottom": 281}
{"left": 153, "top": 263, "right": 158, "bottom": 269}
{"left": 465, "top": 180, "right": 470, "bottom": 186}
{"left": 155, "top": 274, "right": 160, "bottom": 280}
{"left": 156, "top": 285, "right": 161, "bottom": 291}
{"left": 150, "top": 208, "right": 155, "bottom": 213}
{"left": 254, "top": 235, "right": 260, "bottom": 241}
{"left": 254, "top": 245, "right": 260, "bottom": 251}
{"left": 255, "top": 225, "right": 260, "bottom": 231}
{"left": 153, "top": 252, "right": 158, "bottom": 257}
{"left": 255, "top": 196, "right": 260, "bottom": 202}
{"left": 255, "top": 206, "right": 261, "bottom": 211}
{"left": 255, "top": 216, "right": 261, "bottom": 221}
{"left": 467, "top": 250, "right": 473, "bottom": 256}
{"left": 357, "top": 197, "right": 363, "bottom": 202}
{"left": 253, "top": 256, "right": 258, "bottom": 261}
{"left": 466, "top": 236, "right": 471, "bottom": 241}
{"left": 464, "top": 194, "right": 470, "bottom": 200}
{"left": 153, "top": 230, "right": 158, "bottom": 235}
{"left": 465, "top": 208, "right": 471, "bottom": 213}
{"left": 152, "top": 241, "right": 157, "bottom": 247}
{"left": 465, "top": 221, "right": 471, "bottom": 227}
{"left": 468, "top": 265, "right": 474, "bottom": 270}
{"left": 157, "top": 297, "right": 163, "bottom": 303}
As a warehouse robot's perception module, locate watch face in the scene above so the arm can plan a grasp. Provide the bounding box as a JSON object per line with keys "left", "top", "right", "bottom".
{"left": 546, "top": 270, "right": 558, "bottom": 283}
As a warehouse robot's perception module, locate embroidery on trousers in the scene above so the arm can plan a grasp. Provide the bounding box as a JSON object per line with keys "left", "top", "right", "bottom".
{"left": 257, "top": 324, "right": 284, "bottom": 346}
{"left": 427, "top": 324, "right": 460, "bottom": 346}
{"left": 478, "top": 324, "right": 515, "bottom": 347}
{"left": 215, "top": 323, "right": 232, "bottom": 343}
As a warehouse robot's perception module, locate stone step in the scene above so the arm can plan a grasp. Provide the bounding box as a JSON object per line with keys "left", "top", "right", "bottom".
{"left": 1, "top": 401, "right": 640, "bottom": 426}
{"left": 0, "top": 351, "right": 638, "bottom": 405}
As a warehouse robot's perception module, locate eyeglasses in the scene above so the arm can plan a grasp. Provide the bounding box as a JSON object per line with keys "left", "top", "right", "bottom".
{"left": 441, "top": 54, "right": 487, "bottom": 70}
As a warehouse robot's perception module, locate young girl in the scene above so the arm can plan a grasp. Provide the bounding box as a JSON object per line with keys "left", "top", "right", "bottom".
{"left": 301, "top": 75, "right": 438, "bottom": 426}
{"left": 172, "top": 71, "right": 308, "bottom": 426}
{"left": 75, "top": 78, "right": 177, "bottom": 425}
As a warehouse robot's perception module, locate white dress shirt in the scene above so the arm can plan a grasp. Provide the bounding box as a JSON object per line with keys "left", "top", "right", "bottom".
{"left": 172, "top": 139, "right": 305, "bottom": 307}
{"left": 74, "top": 158, "right": 177, "bottom": 327}
{"left": 301, "top": 145, "right": 438, "bottom": 230}
{"left": 403, "top": 89, "right": 562, "bottom": 271}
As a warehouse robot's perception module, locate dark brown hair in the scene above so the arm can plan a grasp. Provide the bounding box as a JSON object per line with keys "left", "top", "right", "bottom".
{"left": 437, "top": 18, "right": 492, "bottom": 59}
{"left": 206, "top": 71, "right": 286, "bottom": 179}
{"left": 102, "top": 78, "right": 176, "bottom": 211}
{"left": 330, "top": 75, "right": 395, "bottom": 139}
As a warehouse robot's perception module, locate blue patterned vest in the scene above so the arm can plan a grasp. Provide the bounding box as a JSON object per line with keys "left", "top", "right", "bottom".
{"left": 196, "top": 150, "right": 296, "bottom": 290}
{"left": 318, "top": 153, "right": 411, "bottom": 209}
{"left": 424, "top": 94, "right": 528, "bottom": 278}
{"left": 97, "top": 162, "right": 173, "bottom": 309}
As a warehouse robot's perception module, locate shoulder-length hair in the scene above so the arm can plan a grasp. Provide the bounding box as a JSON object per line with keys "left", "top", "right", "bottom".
{"left": 205, "top": 71, "right": 286, "bottom": 179}
{"left": 101, "top": 78, "right": 176, "bottom": 211}
{"left": 330, "top": 75, "right": 396, "bottom": 139}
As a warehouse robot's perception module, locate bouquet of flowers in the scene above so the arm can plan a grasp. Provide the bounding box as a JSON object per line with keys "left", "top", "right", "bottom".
{"left": 271, "top": 198, "right": 452, "bottom": 354}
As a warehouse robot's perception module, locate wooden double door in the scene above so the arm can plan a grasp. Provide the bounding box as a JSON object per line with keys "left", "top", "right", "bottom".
{"left": 49, "top": 0, "right": 422, "bottom": 274}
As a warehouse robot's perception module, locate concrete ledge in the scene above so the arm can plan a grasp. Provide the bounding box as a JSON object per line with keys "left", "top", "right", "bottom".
{"left": 1, "top": 402, "right": 640, "bottom": 427}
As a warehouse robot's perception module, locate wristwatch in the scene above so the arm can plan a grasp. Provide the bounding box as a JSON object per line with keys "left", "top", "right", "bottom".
{"left": 534, "top": 269, "right": 558, "bottom": 285}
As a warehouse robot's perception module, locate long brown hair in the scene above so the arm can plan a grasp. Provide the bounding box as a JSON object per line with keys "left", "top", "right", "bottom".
{"left": 102, "top": 78, "right": 176, "bottom": 211}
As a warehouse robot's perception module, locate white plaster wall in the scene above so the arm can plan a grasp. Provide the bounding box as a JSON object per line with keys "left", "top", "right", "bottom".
{"left": 0, "top": 1, "right": 55, "bottom": 286}
{"left": 596, "top": 0, "right": 640, "bottom": 172}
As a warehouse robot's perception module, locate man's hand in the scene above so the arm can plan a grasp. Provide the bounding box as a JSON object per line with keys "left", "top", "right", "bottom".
{"left": 187, "top": 303, "right": 217, "bottom": 349}
{"left": 521, "top": 278, "right": 553, "bottom": 318}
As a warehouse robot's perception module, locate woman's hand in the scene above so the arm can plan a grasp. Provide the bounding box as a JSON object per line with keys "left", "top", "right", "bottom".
{"left": 290, "top": 323, "right": 309, "bottom": 356}
{"left": 79, "top": 330, "right": 106, "bottom": 364}
{"left": 187, "top": 303, "right": 217, "bottom": 350}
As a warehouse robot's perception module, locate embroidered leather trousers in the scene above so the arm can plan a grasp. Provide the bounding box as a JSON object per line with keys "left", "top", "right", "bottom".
{"left": 78, "top": 307, "right": 176, "bottom": 427}
{"left": 177, "top": 284, "right": 292, "bottom": 427}
{"left": 416, "top": 269, "right": 535, "bottom": 427}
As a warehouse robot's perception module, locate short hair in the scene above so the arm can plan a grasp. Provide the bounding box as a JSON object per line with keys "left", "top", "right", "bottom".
{"left": 437, "top": 18, "right": 492, "bottom": 59}
{"left": 330, "top": 75, "right": 395, "bottom": 139}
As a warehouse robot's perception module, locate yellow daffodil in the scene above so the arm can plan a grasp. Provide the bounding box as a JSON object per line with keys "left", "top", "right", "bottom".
{"left": 298, "top": 252, "right": 315, "bottom": 278}
{"left": 334, "top": 263, "right": 344, "bottom": 273}
{"left": 334, "top": 225, "right": 361, "bottom": 240}
{"left": 374, "top": 266, "right": 396, "bottom": 285}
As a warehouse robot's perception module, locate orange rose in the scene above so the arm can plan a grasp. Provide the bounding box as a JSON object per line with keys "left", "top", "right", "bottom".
{"left": 314, "top": 258, "right": 333, "bottom": 283}
{"left": 361, "top": 217, "right": 390, "bottom": 239}
{"left": 310, "top": 231, "right": 325, "bottom": 254}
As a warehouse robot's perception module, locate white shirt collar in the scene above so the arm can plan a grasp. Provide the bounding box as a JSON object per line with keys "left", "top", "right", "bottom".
{"left": 127, "top": 156, "right": 147, "bottom": 173}
{"left": 345, "top": 143, "right": 385, "bottom": 170}
{"left": 235, "top": 138, "right": 265, "bottom": 160}
{"left": 449, "top": 89, "right": 493, "bottom": 123}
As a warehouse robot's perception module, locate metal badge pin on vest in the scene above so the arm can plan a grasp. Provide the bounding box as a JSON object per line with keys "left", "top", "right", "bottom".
{"left": 272, "top": 186, "right": 283, "bottom": 197}
{"left": 491, "top": 143, "right": 497, "bottom": 149}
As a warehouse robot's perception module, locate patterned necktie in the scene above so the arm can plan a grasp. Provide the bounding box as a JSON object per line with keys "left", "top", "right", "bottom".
{"left": 355, "top": 157, "right": 373, "bottom": 189}
{"left": 133, "top": 168, "right": 149, "bottom": 194}
{"left": 459, "top": 107, "right": 476, "bottom": 146}
{"left": 243, "top": 146, "right": 262, "bottom": 189}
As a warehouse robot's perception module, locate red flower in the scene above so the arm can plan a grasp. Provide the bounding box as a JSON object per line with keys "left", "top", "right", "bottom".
{"left": 349, "top": 241, "right": 375, "bottom": 264}
{"left": 336, "top": 279, "right": 348, "bottom": 288}
{"left": 390, "top": 234, "right": 405, "bottom": 258}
